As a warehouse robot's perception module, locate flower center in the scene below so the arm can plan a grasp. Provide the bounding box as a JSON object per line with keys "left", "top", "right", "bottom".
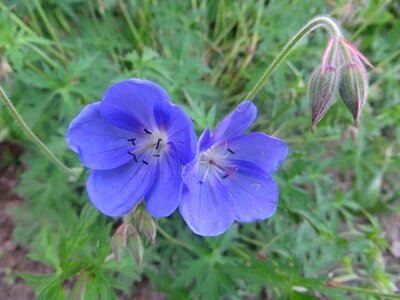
{"left": 198, "top": 145, "right": 237, "bottom": 184}
{"left": 126, "top": 128, "right": 169, "bottom": 165}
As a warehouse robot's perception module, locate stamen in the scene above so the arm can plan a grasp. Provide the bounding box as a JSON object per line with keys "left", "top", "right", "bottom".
{"left": 144, "top": 128, "right": 152, "bottom": 135}
{"left": 127, "top": 138, "right": 136, "bottom": 146}
{"left": 153, "top": 154, "right": 160, "bottom": 157}
{"left": 222, "top": 174, "right": 229, "bottom": 179}
{"left": 142, "top": 160, "right": 149, "bottom": 165}
{"left": 198, "top": 180, "right": 204, "bottom": 184}
{"left": 156, "top": 138, "right": 162, "bottom": 150}
{"left": 209, "top": 159, "right": 218, "bottom": 167}
{"left": 227, "top": 148, "right": 235, "bottom": 154}
{"left": 128, "top": 151, "right": 137, "bottom": 162}
{"left": 209, "top": 159, "right": 230, "bottom": 173}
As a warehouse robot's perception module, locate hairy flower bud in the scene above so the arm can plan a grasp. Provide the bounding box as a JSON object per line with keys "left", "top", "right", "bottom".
{"left": 338, "top": 63, "right": 368, "bottom": 127}
{"left": 112, "top": 223, "right": 128, "bottom": 262}
{"left": 136, "top": 209, "right": 157, "bottom": 243}
{"left": 112, "top": 222, "right": 144, "bottom": 265}
{"left": 126, "top": 226, "right": 144, "bottom": 265}
{"left": 309, "top": 65, "right": 339, "bottom": 132}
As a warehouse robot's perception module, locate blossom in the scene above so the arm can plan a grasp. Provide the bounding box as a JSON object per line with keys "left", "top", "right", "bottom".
{"left": 66, "top": 79, "right": 196, "bottom": 217}
{"left": 179, "top": 101, "right": 288, "bottom": 236}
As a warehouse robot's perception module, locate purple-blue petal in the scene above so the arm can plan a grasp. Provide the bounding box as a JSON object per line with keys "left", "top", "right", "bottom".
{"left": 198, "top": 128, "right": 212, "bottom": 152}
{"left": 86, "top": 155, "right": 157, "bottom": 217}
{"left": 66, "top": 102, "right": 135, "bottom": 170}
{"left": 222, "top": 132, "right": 288, "bottom": 174}
{"left": 144, "top": 145, "right": 183, "bottom": 218}
{"left": 164, "top": 105, "right": 197, "bottom": 164}
{"left": 210, "top": 101, "right": 257, "bottom": 144}
{"left": 226, "top": 160, "right": 278, "bottom": 223}
{"left": 99, "top": 79, "right": 172, "bottom": 132}
{"left": 220, "top": 160, "right": 279, "bottom": 223}
{"left": 179, "top": 160, "right": 235, "bottom": 236}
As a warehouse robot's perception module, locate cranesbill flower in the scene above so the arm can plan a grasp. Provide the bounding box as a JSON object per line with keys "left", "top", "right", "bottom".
{"left": 66, "top": 79, "right": 196, "bottom": 217}
{"left": 179, "top": 101, "right": 288, "bottom": 236}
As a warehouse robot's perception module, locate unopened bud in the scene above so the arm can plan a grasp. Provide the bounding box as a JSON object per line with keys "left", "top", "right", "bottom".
{"left": 112, "top": 223, "right": 144, "bottom": 265}
{"left": 309, "top": 65, "right": 339, "bottom": 132}
{"left": 338, "top": 63, "right": 368, "bottom": 128}
{"left": 132, "top": 205, "right": 157, "bottom": 242}
{"left": 126, "top": 226, "right": 144, "bottom": 265}
{"left": 112, "top": 223, "right": 128, "bottom": 262}
{"left": 137, "top": 211, "right": 157, "bottom": 243}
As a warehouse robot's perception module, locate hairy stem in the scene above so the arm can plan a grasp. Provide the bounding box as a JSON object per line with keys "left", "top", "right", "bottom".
{"left": 156, "top": 226, "right": 198, "bottom": 256}
{"left": 245, "top": 16, "right": 342, "bottom": 101}
{"left": 0, "top": 85, "right": 76, "bottom": 178}
{"left": 330, "top": 284, "right": 400, "bottom": 299}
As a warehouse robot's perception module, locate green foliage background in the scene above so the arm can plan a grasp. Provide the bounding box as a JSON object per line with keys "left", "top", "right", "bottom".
{"left": 0, "top": 0, "right": 399, "bottom": 299}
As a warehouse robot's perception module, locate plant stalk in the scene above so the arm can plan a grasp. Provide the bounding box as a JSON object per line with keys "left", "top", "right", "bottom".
{"left": 0, "top": 85, "right": 76, "bottom": 178}
{"left": 245, "top": 16, "right": 342, "bottom": 101}
{"left": 330, "top": 284, "right": 400, "bottom": 299}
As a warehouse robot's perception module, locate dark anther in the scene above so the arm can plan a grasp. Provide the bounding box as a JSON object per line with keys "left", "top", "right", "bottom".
{"left": 222, "top": 174, "right": 229, "bottom": 179}
{"left": 144, "top": 128, "right": 152, "bottom": 135}
{"left": 156, "top": 138, "right": 162, "bottom": 150}
{"left": 127, "top": 138, "right": 136, "bottom": 146}
{"left": 128, "top": 151, "right": 137, "bottom": 162}
{"left": 198, "top": 180, "right": 204, "bottom": 184}
{"left": 142, "top": 160, "right": 149, "bottom": 165}
{"left": 153, "top": 154, "right": 160, "bottom": 157}
{"left": 227, "top": 148, "right": 235, "bottom": 154}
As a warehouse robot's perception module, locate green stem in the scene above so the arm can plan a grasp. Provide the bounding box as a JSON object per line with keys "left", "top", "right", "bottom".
{"left": 331, "top": 284, "right": 400, "bottom": 299}
{"left": 0, "top": 85, "right": 76, "bottom": 178}
{"left": 33, "top": 0, "right": 67, "bottom": 63}
{"left": 239, "top": 234, "right": 264, "bottom": 247}
{"left": 156, "top": 227, "right": 198, "bottom": 256}
{"left": 118, "top": 0, "right": 144, "bottom": 53}
{"left": 25, "top": 43, "right": 57, "bottom": 68}
{"left": 245, "top": 16, "right": 342, "bottom": 101}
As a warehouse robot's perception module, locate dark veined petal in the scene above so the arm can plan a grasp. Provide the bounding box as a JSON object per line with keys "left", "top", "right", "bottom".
{"left": 210, "top": 101, "right": 257, "bottom": 144}
{"left": 162, "top": 105, "right": 197, "bottom": 165}
{"left": 66, "top": 102, "right": 134, "bottom": 170}
{"left": 179, "top": 160, "right": 235, "bottom": 236}
{"left": 144, "top": 145, "right": 183, "bottom": 218}
{"left": 226, "top": 160, "right": 278, "bottom": 223}
{"left": 86, "top": 155, "right": 157, "bottom": 217}
{"left": 99, "top": 79, "right": 172, "bottom": 132}
{"left": 223, "top": 132, "right": 288, "bottom": 174}
{"left": 198, "top": 128, "right": 212, "bottom": 152}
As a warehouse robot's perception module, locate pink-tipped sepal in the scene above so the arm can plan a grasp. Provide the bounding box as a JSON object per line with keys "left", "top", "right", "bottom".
{"left": 338, "top": 63, "right": 369, "bottom": 128}
{"left": 309, "top": 64, "right": 340, "bottom": 132}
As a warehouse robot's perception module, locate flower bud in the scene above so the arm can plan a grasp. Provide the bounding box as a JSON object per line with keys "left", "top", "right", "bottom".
{"left": 126, "top": 226, "right": 144, "bottom": 265}
{"left": 112, "top": 222, "right": 144, "bottom": 265}
{"left": 137, "top": 210, "right": 157, "bottom": 243}
{"left": 338, "top": 63, "right": 368, "bottom": 128}
{"left": 112, "top": 223, "right": 128, "bottom": 262}
{"left": 309, "top": 64, "right": 339, "bottom": 132}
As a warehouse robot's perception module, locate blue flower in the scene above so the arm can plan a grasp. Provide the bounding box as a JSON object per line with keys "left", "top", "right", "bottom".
{"left": 179, "top": 101, "right": 288, "bottom": 236}
{"left": 66, "top": 79, "right": 196, "bottom": 218}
